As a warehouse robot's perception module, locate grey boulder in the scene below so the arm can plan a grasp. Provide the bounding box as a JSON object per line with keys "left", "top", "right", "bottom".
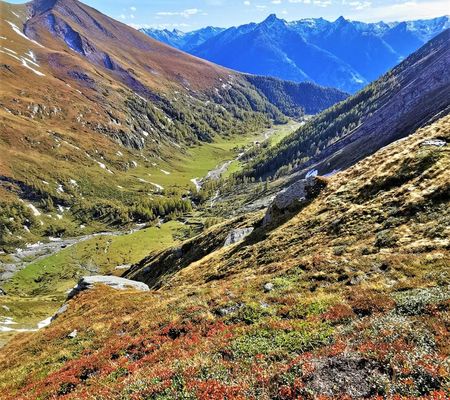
{"left": 263, "top": 177, "right": 326, "bottom": 226}
{"left": 67, "top": 276, "right": 150, "bottom": 299}
{"left": 224, "top": 228, "right": 254, "bottom": 247}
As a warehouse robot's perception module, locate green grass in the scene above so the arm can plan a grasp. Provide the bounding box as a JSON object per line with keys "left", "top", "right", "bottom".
{"left": 0, "top": 295, "right": 61, "bottom": 348}
{"left": 3, "top": 221, "right": 184, "bottom": 298}
{"left": 130, "top": 132, "right": 265, "bottom": 190}
{"left": 268, "top": 120, "right": 302, "bottom": 147}
{"left": 129, "top": 122, "right": 301, "bottom": 190}
{"left": 222, "top": 160, "right": 242, "bottom": 179}
{"left": 231, "top": 321, "right": 334, "bottom": 359}
{"left": 0, "top": 221, "right": 186, "bottom": 347}
{"left": 221, "top": 123, "right": 300, "bottom": 180}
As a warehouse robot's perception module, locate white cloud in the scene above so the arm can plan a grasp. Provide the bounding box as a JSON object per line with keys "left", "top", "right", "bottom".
{"left": 130, "top": 23, "right": 190, "bottom": 30}
{"left": 313, "top": 0, "right": 332, "bottom": 7}
{"left": 348, "top": 1, "right": 372, "bottom": 10}
{"left": 349, "top": 0, "right": 449, "bottom": 21}
{"left": 156, "top": 9, "right": 202, "bottom": 18}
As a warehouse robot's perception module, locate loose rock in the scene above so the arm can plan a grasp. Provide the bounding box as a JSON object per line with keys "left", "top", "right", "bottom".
{"left": 263, "top": 177, "right": 327, "bottom": 226}
{"left": 263, "top": 283, "right": 274, "bottom": 292}
{"left": 224, "top": 228, "right": 254, "bottom": 247}
{"left": 68, "top": 329, "right": 78, "bottom": 339}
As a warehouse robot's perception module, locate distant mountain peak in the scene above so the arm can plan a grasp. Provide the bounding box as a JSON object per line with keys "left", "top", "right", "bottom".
{"left": 261, "top": 13, "right": 285, "bottom": 26}
{"left": 335, "top": 16, "right": 349, "bottom": 24}
{"left": 265, "top": 13, "right": 278, "bottom": 21}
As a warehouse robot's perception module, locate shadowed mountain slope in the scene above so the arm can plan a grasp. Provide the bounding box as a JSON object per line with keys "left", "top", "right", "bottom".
{"left": 241, "top": 29, "right": 450, "bottom": 181}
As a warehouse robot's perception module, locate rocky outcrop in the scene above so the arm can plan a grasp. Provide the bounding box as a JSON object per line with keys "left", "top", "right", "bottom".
{"left": 67, "top": 276, "right": 149, "bottom": 299}
{"left": 263, "top": 177, "right": 327, "bottom": 226}
{"left": 224, "top": 228, "right": 254, "bottom": 247}
{"left": 124, "top": 215, "right": 258, "bottom": 289}
{"left": 420, "top": 139, "right": 447, "bottom": 147}
{"left": 306, "top": 356, "right": 388, "bottom": 397}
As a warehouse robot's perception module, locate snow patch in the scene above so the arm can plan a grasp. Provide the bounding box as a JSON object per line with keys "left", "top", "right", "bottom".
{"left": 160, "top": 169, "right": 170, "bottom": 175}
{"left": 27, "top": 203, "right": 41, "bottom": 216}
{"left": 0, "top": 317, "right": 16, "bottom": 326}
{"left": 37, "top": 317, "right": 52, "bottom": 329}
{"left": 6, "top": 21, "right": 44, "bottom": 48}
{"left": 26, "top": 49, "right": 36, "bottom": 62}
{"left": 115, "top": 264, "right": 131, "bottom": 270}
{"left": 305, "top": 169, "right": 319, "bottom": 179}
{"left": 3, "top": 46, "right": 17, "bottom": 54}
{"left": 150, "top": 182, "right": 164, "bottom": 191}
{"left": 21, "top": 58, "right": 45, "bottom": 76}
{"left": 97, "top": 161, "right": 114, "bottom": 174}
{"left": 0, "top": 48, "right": 21, "bottom": 61}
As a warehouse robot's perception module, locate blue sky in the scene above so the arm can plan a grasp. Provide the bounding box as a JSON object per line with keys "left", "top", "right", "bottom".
{"left": 8, "top": 0, "right": 449, "bottom": 30}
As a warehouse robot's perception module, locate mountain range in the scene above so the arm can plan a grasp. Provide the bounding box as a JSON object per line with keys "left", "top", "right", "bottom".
{"left": 140, "top": 26, "right": 226, "bottom": 53}
{"left": 142, "top": 15, "right": 449, "bottom": 93}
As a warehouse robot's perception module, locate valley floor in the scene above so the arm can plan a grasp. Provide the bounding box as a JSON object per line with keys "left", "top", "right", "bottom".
{"left": 0, "top": 120, "right": 300, "bottom": 347}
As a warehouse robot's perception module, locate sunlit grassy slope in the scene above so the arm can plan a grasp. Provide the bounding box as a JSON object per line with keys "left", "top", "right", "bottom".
{"left": 0, "top": 115, "right": 447, "bottom": 399}
{"left": 3, "top": 221, "right": 185, "bottom": 298}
